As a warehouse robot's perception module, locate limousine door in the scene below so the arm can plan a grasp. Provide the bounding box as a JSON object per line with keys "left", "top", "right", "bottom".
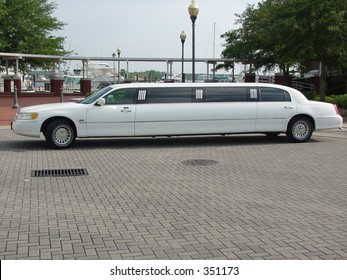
{"left": 85, "top": 88, "right": 136, "bottom": 137}
{"left": 134, "top": 87, "right": 257, "bottom": 136}
{"left": 256, "top": 87, "right": 297, "bottom": 132}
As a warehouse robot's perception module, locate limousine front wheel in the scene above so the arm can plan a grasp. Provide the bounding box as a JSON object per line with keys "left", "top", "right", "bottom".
{"left": 45, "top": 119, "right": 76, "bottom": 149}
{"left": 286, "top": 117, "right": 313, "bottom": 143}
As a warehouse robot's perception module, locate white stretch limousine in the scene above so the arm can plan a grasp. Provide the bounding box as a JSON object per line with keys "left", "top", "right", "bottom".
{"left": 12, "top": 83, "right": 343, "bottom": 148}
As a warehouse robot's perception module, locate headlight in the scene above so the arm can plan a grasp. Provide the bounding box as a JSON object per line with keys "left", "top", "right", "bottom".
{"left": 16, "top": 112, "right": 39, "bottom": 120}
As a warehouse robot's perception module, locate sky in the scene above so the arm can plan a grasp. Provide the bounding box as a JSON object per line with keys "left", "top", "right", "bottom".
{"left": 53, "top": 0, "right": 260, "bottom": 72}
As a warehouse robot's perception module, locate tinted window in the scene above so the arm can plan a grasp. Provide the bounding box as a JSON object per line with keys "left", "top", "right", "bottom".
{"left": 80, "top": 86, "right": 113, "bottom": 104}
{"left": 105, "top": 88, "right": 136, "bottom": 104}
{"left": 205, "top": 87, "right": 247, "bottom": 102}
{"left": 259, "top": 87, "right": 291, "bottom": 102}
{"left": 147, "top": 88, "right": 192, "bottom": 103}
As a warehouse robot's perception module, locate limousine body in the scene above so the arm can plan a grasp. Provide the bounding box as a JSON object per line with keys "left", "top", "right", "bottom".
{"left": 11, "top": 83, "right": 343, "bottom": 148}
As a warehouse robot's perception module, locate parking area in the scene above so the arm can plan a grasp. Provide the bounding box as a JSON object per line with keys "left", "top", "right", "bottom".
{"left": 0, "top": 128, "right": 346, "bottom": 260}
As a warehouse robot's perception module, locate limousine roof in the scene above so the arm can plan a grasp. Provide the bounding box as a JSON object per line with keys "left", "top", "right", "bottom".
{"left": 111, "top": 82, "right": 293, "bottom": 90}
{"left": 109, "top": 82, "right": 308, "bottom": 103}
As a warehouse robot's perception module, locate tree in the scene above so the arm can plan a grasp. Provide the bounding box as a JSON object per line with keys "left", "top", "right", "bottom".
{"left": 0, "top": 1, "right": 8, "bottom": 50}
{"left": 221, "top": 0, "right": 347, "bottom": 100}
{"left": 0, "top": 0, "right": 69, "bottom": 71}
{"left": 220, "top": 1, "right": 299, "bottom": 85}
{"left": 282, "top": 0, "right": 347, "bottom": 100}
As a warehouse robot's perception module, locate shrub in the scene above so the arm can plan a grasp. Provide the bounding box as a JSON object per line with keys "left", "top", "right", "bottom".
{"left": 304, "top": 91, "right": 317, "bottom": 100}
{"left": 322, "top": 94, "right": 347, "bottom": 109}
{"left": 335, "top": 94, "right": 347, "bottom": 109}
{"left": 325, "top": 96, "right": 336, "bottom": 104}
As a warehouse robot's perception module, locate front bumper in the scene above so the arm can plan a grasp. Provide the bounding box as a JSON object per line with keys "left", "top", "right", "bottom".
{"left": 11, "top": 120, "right": 42, "bottom": 138}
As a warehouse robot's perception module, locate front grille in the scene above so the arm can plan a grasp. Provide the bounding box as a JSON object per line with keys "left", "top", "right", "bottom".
{"left": 31, "top": 168, "right": 88, "bottom": 177}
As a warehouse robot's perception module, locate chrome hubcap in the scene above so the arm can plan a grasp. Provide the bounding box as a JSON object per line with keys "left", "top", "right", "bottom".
{"left": 53, "top": 125, "right": 72, "bottom": 145}
{"left": 293, "top": 121, "right": 309, "bottom": 139}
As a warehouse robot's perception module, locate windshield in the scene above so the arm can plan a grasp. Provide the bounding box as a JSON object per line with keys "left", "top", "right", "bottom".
{"left": 79, "top": 86, "right": 113, "bottom": 104}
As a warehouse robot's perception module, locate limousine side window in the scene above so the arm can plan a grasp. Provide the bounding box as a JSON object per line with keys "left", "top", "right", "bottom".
{"left": 205, "top": 87, "right": 247, "bottom": 102}
{"left": 259, "top": 87, "right": 291, "bottom": 102}
{"left": 146, "top": 88, "right": 192, "bottom": 103}
{"left": 249, "top": 88, "right": 258, "bottom": 100}
{"left": 193, "top": 88, "right": 205, "bottom": 102}
{"left": 105, "top": 88, "right": 136, "bottom": 105}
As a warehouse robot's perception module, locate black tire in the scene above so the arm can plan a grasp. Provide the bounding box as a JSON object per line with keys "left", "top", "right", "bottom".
{"left": 45, "top": 119, "right": 76, "bottom": 149}
{"left": 286, "top": 117, "right": 313, "bottom": 143}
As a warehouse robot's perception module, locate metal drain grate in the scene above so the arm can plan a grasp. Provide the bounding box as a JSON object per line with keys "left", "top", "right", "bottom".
{"left": 182, "top": 159, "right": 218, "bottom": 166}
{"left": 31, "top": 168, "right": 88, "bottom": 177}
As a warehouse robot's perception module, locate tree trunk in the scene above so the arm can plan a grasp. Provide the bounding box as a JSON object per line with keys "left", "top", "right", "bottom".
{"left": 319, "top": 61, "right": 327, "bottom": 101}
{"left": 280, "top": 64, "right": 291, "bottom": 86}
{"left": 283, "top": 65, "right": 291, "bottom": 86}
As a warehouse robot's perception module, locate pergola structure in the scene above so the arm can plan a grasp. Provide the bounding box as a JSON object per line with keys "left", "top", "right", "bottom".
{"left": 0, "top": 52, "right": 237, "bottom": 94}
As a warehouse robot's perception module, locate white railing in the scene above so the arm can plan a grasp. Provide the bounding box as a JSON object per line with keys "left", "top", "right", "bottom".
{"left": 258, "top": 76, "right": 275, "bottom": 83}
{"left": 292, "top": 80, "right": 315, "bottom": 92}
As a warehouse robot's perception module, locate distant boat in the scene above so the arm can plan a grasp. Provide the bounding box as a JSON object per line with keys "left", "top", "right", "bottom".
{"left": 63, "top": 62, "right": 124, "bottom": 93}
{"left": 195, "top": 74, "right": 233, "bottom": 83}
{"left": 160, "top": 72, "right": 182, "bottom": 82}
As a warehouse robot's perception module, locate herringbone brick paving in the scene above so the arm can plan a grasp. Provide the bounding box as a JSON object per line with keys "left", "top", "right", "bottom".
{"left": 0, "top": 129, "right": 346, "bottom": 259}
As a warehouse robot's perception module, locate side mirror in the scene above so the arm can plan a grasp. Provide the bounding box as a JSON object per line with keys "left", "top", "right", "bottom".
{"left": 95, "top": 98, "right": 105, "bottom": 106}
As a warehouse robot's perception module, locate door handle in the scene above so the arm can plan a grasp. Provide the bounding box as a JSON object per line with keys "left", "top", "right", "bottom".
{"left": 284, "top": 106, "right": 294, "bottom": 109}
{"left": 121, "top": 107, "right": 132, "bottom": 113}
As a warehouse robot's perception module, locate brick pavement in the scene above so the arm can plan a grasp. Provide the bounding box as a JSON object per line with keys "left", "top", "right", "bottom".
{"left": 0, "top": 128, "right": 346, "bottom": 260}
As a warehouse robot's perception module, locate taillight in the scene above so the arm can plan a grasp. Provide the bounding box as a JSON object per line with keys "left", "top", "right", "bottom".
{"left": 333, "top": 104, "right": 340, "bottom": 115}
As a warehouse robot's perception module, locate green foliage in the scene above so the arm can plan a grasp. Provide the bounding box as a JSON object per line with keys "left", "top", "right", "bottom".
{"left": 325, "top": 96, "right": 337, "bottom": 105}
{"left": 333, "top": 94, "right": 347, "bottom": 109}
{"left": 222, "top": 0, "right": 347, "bottom": 70}
{"left": 284, "top": 0, "right": 347, "bottom": 69}
{"left": 221, "top": 1, "right": 299, "bottom": 74}
{"left": 0, "top": 0, "right": 69, "bottom": 71}
{"left": 308, "top": 93, "right": 347, "bottom": 109}
{"left": 221, "top": 0, "right": 347, "bottom": 98}
{"left": 304, "top": 91, "right": 317, "bottom": 101}
{"left": 0, "top": 1, "right": 8, "bottom": 50}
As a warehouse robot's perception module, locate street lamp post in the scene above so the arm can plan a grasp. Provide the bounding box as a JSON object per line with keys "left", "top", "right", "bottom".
{"left": 112, "top": 52, "right": 116, "bottom": 84}
{"left": 117, "top": 47, "right": 121, "bottom": 84}
{"left": 180, "top": 31, "right": 186, "bottom": 83}
{"left": 188, "top": 0, "right": 199, "bottom": 82}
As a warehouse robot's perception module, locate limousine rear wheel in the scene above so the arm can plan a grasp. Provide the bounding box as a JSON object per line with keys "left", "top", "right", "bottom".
{"left": 286, "top": 117, "right": 313, "bottom": 143}
{"left": 45, "top": 119, "right": 76, "bottom": 149}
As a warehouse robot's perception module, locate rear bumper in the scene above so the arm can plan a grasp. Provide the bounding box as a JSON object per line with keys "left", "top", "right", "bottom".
{"left": 315, "top": 115, "right": 343, "bottom": 130}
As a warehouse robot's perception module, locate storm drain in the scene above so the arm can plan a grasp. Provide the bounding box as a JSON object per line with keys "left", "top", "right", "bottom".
{"left": 182, "top": 159, "right": 218, "bottom": 166}
{"left": 31, "top": 168, "right": 88, "bottom": 177}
